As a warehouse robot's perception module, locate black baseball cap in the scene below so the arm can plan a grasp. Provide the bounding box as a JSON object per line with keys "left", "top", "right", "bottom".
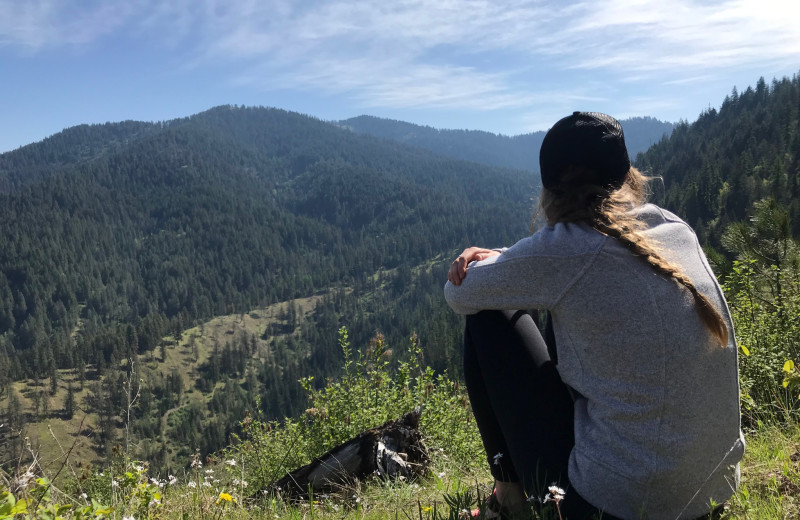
{"left": 539, "top": 111, "right": 631, "bottom": 191}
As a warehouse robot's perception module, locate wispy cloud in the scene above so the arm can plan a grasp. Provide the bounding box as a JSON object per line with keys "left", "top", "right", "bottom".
{"left": 2, "top": 0, "right": 798, "bottom": 117}
{"left": 0, "top": 0, "right": 140, "bottom": 49}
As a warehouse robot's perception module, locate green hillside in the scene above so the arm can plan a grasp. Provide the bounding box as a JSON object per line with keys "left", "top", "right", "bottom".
{"left": 635, "top": 74, "right": 800, "bottom": 248}
{"left": 0, "top": 106, "right": 536, "bottom": 471}
{"left": 0, "top": 105, "right": 535, "bottom": 375}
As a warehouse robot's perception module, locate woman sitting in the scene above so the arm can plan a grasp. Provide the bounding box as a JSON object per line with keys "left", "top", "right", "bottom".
{"left": 444, "top": 112, "right": 743, "bottom": 520}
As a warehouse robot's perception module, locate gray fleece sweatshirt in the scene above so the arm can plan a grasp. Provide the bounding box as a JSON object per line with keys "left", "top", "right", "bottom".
{"left": 444, "top": 204, "right": 743, "bottom": 520}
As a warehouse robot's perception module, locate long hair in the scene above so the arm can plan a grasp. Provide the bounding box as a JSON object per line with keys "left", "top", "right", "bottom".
{"left": 537, "top": 165, "right": 729, "bottom": 346}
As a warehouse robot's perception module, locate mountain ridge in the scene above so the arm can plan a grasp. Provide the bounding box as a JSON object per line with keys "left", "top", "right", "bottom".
{"left": 337, "top": 114, "right": 674, "bottom": 172}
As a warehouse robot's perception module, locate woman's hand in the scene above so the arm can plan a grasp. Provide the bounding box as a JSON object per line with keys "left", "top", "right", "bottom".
{"left": 448, "top": 247, "right": 500, "bottom": 286}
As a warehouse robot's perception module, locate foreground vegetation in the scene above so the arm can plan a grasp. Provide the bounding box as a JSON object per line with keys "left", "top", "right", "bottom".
{"left": 0, "top": 333, "right": 798, "bottom": 519}
{"left": 4, "top": 251, "right": 800, "bottom": 518}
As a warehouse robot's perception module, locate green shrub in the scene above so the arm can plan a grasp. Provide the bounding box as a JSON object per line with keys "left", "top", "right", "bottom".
{"left": 724, "top": 259, "right": 800, "bottom": 422}
{"left": 225, "top": 327, "right": 484, "bottom": 492}
{"left": 0, "top": 476, "right": 113, "bottom": 519}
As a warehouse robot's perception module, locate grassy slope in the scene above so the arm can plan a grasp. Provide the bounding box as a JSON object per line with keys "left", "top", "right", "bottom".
{"left": 3, "top": 292, "right": 331, "bottom": 472}
{"left": 1, "top": 255, "right": 398, "bottom": 473}
{"left": 123, "top": 423, "right": 800, "bottom": 519}
{"left": 19, "top": 422, "right": 791, "bottom": 519}
{"left": 4, "top": 330, "right": 799, "bottom": 518}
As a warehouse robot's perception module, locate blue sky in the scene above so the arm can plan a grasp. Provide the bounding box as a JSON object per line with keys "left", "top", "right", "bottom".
{"left": 1, "top": 0, "right": 799, "bottom": 153}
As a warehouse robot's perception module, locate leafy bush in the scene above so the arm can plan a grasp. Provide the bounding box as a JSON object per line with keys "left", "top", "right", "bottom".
{"left": 724, "top": 259, "right": 800, "bottom": 422}
{"left": 225, "top": 327, "right": 484, "bottom": 492}
{"left": 0, "top": 474, "right": 112, "bottom": 519}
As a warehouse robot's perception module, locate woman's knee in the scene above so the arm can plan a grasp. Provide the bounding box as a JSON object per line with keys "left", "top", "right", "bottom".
{"left": 466, "top": 309, "right": 528, "bottom": 332}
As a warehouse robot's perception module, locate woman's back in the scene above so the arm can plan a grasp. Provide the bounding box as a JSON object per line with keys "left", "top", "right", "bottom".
{"left": 553, "top": 204, "right": 743, "bottom": 519}
{"left": 444, "top": 203, "right": 742, "bottom": 518}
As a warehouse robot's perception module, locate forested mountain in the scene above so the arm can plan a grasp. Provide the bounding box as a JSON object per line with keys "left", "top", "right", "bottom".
{"left": 636, "top": 74, "right": 800, "bottom": 249}
{"left": 338, "top": 115, "right": 674, "bottom": 172}
{"left": 0, "top": 106, "right": 541, "bottom": 469}
{"left": 0, "top": 106, "right": 536, "bottom": 377}
{"left": 0, "top": 121, "right": 160, "bottom": 192}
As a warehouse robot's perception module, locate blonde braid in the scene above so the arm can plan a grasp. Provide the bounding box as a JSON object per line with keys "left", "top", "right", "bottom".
{"left": 596, "top": 211, "right": 729, "bottom": 346}
{"left": 539, "top": 166, "right": 729, "bottom": 347}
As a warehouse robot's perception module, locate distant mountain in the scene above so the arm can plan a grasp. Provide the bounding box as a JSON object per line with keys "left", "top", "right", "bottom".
{"left": 0, "top": 120, "right": 160, "bottom": 193}
{"left": 0, "top": 106, "right": 551, "bottom": 470}
{"left": 0, "top": 105, "right": 534, "bottom": 380}
{"left": 337, "top": 115, "right": 674, "bottom": 172}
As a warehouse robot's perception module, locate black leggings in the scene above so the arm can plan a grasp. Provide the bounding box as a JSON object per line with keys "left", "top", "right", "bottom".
{"left": 463, "top": 310, "right": 724, "bottom": 520}
{"left": 463, "top": 309, "right": 608, "bottom": 519}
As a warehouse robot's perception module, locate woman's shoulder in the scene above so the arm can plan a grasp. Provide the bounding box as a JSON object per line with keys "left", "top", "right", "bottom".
{"left": 507, "top": 221, "right": 605, "bottom": 259}
{"left": 631, "top": 202, "right": 683, "bottom": 222}
{"left": 631, "top": 203, "right": 683, "bottom": 222}
{"left": 631, "top": 203, "right": 697, "bottom": 234}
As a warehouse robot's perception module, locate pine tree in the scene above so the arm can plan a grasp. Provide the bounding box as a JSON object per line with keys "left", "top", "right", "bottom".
{"left": 49, "top": 365, "right": 58, "bottom": 395}
{"left": 64, "top": 382, "right": 75, "bottom": 419}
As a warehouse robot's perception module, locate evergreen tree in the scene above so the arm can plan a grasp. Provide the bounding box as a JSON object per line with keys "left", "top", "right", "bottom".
{"left": 64, "top": 382, "right": 75, "bottom": 419}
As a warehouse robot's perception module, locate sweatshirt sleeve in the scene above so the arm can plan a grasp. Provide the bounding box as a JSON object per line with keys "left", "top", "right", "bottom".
{"left": 443, "top": 224, "right": 606, "bottom": 315}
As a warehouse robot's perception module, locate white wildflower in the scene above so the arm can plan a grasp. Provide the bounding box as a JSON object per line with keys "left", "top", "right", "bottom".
{"left": 493, "top": 452, "right": 503, "bottom": 466}
{"left": 225, "top": 458, "right": 237, "bottom": 467}
{"left": 205, "top": 468, "right": 214, "bottom": 474}
{"left": 15, "top": 470, "right": 36, "bottom": 489}
{"left": 543, "top": 484, "right": 566, "bottom": 504}
{"left": 111, "top": 479, "right": 119, "bottom": 488}
{"left": 134, "top": 465, "right": 143, "bottom": 472}
{"left": 168, "top": 475, "right": 178, "bottom": 486}
{"left": 80, "top": 493, "right": 88, "bottom": 499}
{"left": 187, "top": 481, "right": 197, "bottom": 488}
{"left": 202, "top": 481, "right": 212, "bottom": 487}
{"left": 548, "top": 485, "right": 565, "bottom": 499}
{"left": 122, "top": 516, "right": 136, "bottom": 520}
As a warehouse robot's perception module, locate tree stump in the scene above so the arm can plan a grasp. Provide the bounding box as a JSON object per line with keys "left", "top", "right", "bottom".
{"left": 268, "top": 409, "right": 429, "bottom": 498}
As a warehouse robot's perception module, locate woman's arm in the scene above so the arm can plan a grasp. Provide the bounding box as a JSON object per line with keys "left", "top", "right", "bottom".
{"left": 443, "top": 225, "right": 606, "bottom": 315}
{"left": 447, "top": 247, "right": 501, "bottom": 286}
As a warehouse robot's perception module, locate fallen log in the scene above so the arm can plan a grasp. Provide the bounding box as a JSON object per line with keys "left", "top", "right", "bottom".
{"left": 268, "top": 409, "right": 429, "bottom": 499}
